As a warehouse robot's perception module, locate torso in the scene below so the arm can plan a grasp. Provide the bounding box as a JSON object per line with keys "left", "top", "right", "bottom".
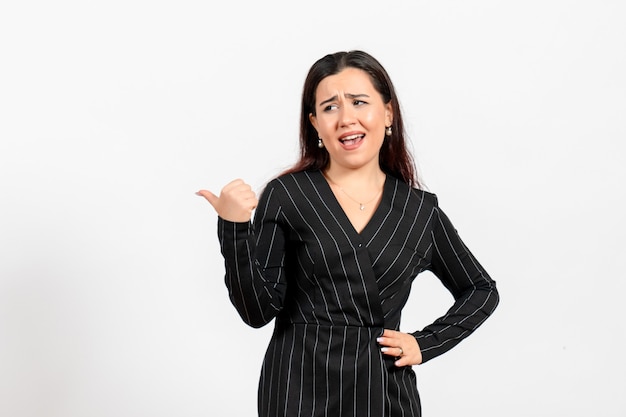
{"left": 255, "top": 170, "right": 435, "bottom": 416}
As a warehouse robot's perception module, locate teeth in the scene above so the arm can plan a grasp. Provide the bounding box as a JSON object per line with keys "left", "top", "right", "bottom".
{"left": 340, "top": 134, "right": 364, "bottom": 142}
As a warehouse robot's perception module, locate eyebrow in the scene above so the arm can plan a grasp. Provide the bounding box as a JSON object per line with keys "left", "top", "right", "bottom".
{"left": 319, "top": 93, "right": 370, "bottom": 107}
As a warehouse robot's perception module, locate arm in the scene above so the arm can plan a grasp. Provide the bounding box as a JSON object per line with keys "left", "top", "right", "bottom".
{"left": 412, "top": 200, "right": 500, "bottom": 363}
{"left": 217, "top": 184, "right": 288, "bottom": 328}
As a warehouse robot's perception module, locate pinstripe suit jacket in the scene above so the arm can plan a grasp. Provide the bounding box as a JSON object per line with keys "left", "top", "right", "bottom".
{"left": 217, "top": 170, "right": 499, "bottom": 417}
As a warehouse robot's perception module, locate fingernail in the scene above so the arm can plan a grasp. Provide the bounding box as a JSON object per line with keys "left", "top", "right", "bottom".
{"left": 381, "top": 347, "right": 389, "bottom": 352}
{"left": 376, "top": 337, "right": 383, "bottom": 343}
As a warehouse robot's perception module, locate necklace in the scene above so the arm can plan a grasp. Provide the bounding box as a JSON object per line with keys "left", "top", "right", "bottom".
{"left": 324, "top": 173, "right": 383, "bottom": 211}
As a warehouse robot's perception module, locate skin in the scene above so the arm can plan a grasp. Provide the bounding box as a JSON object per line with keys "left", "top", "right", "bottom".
{"left": 196, "top": 179, "right": 257, "bottom": 223}
{"left": 197, "top": 67, "right": 422, "bottom": 366}
{"left": 309, "top": 67, "right": 392, "bottom": 176}
{"left": 309, "top": 67, "right": 391, "bottom": 234}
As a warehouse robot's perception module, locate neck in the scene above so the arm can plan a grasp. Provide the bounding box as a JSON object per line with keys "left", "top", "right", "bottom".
{"left": 322, "top": 166, "right": 385, "bottom": 212}
{"left": 323, "top": 164, "right": 385, "bottom": 187}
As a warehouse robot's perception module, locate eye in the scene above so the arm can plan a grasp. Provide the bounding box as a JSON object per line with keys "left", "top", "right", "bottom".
{"left": 323, "top": 104, "right": 338, "bottom": 112}
{"left": 353, "top": 99, "right": 367, "bottom": 106}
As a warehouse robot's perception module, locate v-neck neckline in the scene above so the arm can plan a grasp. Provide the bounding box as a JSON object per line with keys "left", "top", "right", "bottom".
{"left": 313, "top": 170, "right": 391, "bottom": 238}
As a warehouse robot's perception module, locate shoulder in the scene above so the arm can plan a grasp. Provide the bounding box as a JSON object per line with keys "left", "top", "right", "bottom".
{"left": 389, "top": 176, "right": 439, "bottom": 208}
{"left": 274, "top": 170, "right": 316, "bottom": 183}
{"left": 260, "top": 170, "right": 318, "bottom": 199}
{"left": 267, "top": 170, "right": 318, "bottom": 191}
{"left": 410, "top": 187, "right": 438, "bottom": 206}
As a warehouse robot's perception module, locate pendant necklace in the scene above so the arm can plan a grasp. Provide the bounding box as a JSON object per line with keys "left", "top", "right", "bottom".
{"left": 342, "top": 188, "right": 382, "bottom": 210}
{"left": 324, "top": 173, "right": 383, "bottom": 211}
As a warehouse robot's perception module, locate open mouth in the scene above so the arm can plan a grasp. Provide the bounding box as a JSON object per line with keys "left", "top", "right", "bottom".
{"left": 339, "top": 134, "right": 365, "bottom": 147}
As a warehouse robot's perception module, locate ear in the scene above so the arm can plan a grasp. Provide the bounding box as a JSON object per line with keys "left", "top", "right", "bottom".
{"left": 385, "top": 102, "right": 393, "bottom": 127}
{"left": 309, "top": 113, "right": 319, "bottom": 131}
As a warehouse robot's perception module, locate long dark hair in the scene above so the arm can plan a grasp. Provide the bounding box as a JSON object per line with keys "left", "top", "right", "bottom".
{"left": 281, "top": 50, "right": 420, "bottom": 188}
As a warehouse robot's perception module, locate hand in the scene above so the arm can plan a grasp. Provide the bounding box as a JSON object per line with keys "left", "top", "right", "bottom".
{"left": 377, "top": 329, "right": 423, "bottom": 367}
{"left": 196, "top": 179, "right": 258, "bottom": 222}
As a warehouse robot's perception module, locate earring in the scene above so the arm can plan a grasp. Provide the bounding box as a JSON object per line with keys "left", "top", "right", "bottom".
{"left": 385, "top": 126, "right": 392, "bottom": 136}
{"left": 318, "top": 138, "right": 324, "bottom": 148}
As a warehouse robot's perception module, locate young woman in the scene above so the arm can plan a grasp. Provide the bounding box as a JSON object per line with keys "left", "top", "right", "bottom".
{"left": 197, "top": 50, "right": 499, "bottom": 417}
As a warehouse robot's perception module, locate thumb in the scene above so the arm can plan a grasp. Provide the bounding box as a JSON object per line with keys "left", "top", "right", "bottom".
{"left": 196, "top": 189, "right": 219, "bottom": 208}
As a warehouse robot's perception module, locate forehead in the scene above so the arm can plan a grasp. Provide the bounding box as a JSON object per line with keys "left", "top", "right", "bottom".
{"left": 315, "top": 67, "right": 377, "bottom": 98}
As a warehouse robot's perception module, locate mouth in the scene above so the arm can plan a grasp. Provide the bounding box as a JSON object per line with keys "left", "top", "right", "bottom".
{"left": 339, "top": 133, "right": 365, "bottom": 147}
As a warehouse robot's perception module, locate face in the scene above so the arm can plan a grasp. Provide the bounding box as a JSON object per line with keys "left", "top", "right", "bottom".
{"left": 309, "top": 67, "right": 393, "bottom": 172}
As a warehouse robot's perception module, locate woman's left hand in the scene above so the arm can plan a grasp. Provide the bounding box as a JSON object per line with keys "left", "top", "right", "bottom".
{"left": 377, "top": 329, "right": 423, "bottom": 367}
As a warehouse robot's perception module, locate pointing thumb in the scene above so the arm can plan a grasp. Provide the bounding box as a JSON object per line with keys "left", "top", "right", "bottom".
{"left": 196, "top": 189, "right": 219, "bottom": 208}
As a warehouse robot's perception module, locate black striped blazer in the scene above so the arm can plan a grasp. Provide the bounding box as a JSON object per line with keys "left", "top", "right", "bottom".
{"left": 217, "top": 170, "right": 499, "bottom": 417}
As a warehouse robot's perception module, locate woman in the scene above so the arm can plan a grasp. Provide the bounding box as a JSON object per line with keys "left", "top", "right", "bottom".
{"left": 197, "top": 50, "right": 499, "bottom": 417}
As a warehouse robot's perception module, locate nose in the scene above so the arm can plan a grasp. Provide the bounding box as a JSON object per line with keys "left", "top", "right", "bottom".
{"left": 339, "top": 105, "right": 357, "bottom": 127}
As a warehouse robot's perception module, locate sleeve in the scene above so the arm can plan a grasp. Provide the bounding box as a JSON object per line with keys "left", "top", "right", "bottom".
{"left": 412, "top": 197, "right": 500, "bottom": 363}
{"left": 216, "top": 181, "right": 289, "bottom": 328}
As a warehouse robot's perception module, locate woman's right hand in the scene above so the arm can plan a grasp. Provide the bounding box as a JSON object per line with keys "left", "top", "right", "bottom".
{"left": 196, "top": 179, "right": 258, "bottom": 222}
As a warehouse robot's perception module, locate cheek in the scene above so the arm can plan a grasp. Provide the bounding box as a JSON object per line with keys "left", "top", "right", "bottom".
{"left": 363, "top": 110, "right": 386, "bottom": 128}
{"left": 316, "top": 117, "right": 336, "bottom": 135}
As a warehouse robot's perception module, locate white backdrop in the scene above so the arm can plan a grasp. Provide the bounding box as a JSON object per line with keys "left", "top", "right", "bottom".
{"left": 1, "top": 1, "right": 625, "bottom": 416}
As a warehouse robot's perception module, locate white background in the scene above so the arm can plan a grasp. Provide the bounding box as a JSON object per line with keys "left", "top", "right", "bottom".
{"left": 1, "top": 1, "right": 625, "bottom": 416}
